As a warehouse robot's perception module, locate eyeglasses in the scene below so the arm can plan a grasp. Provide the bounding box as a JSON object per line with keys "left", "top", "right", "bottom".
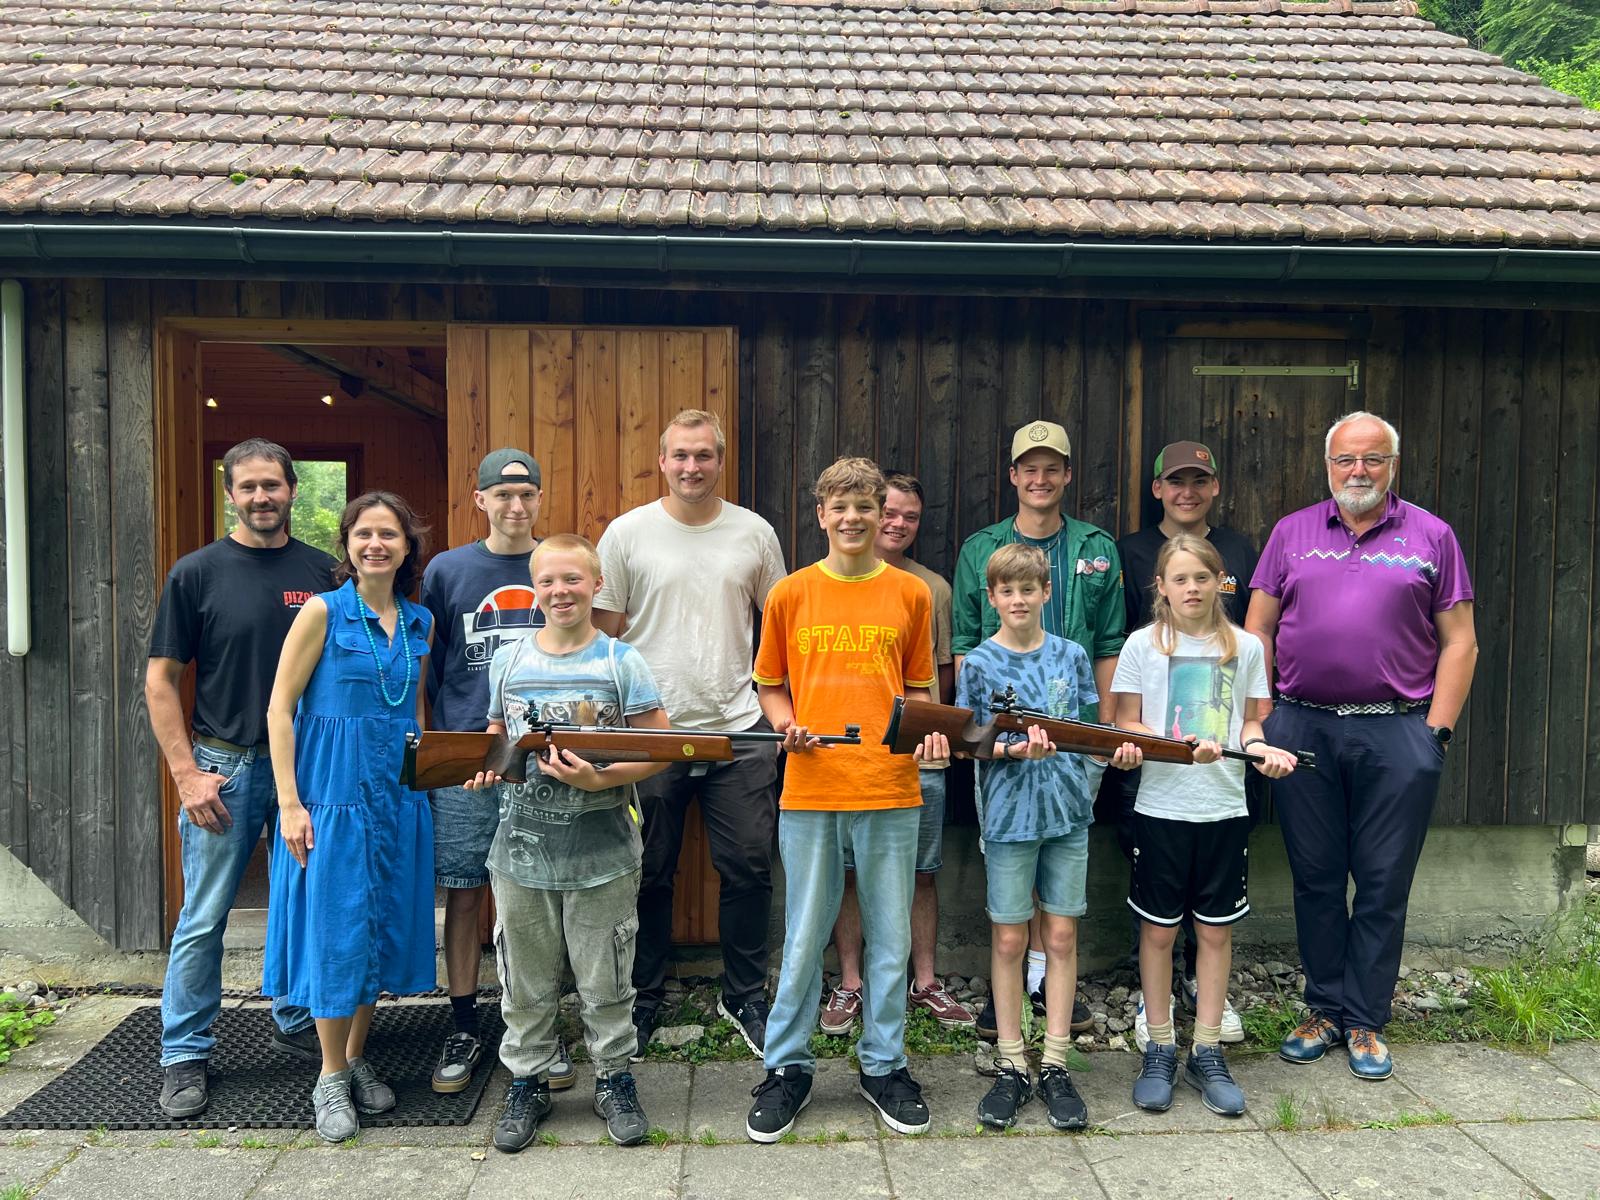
{"left": 1327, "top": 454, "right": 1397, "bottom": 470}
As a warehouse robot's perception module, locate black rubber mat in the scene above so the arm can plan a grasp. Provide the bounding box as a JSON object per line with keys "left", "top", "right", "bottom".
{"left": 0, "top": 1002, "right": 505, "bottom": 1130}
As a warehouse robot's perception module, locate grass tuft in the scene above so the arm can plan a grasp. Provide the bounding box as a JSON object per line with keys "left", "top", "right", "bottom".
{"left": 1270, "top": 1093, "right": 1306, "bottom": 1132}
{"left": 1360, "top": 1109, "right": 1456, "bottom": 1130}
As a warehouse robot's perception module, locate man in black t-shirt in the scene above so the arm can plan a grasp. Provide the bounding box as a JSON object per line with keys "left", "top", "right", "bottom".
{"left": 146, "top": 439, "right": 336, "bottom": 1119}
{"left": 1117, "top": 441, "right": 1259, "bottom": 632}
{"left": 1111, "top": 440, "right": 1261, "bottom": 1049}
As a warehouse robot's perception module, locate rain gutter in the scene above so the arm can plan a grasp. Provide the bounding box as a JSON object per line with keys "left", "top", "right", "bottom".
{"left": 0, "top": 223, "right": 1595, "bottom": 287}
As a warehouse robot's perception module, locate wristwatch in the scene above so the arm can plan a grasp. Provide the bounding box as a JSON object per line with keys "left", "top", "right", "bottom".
{"left": 1430, "top": 725, "right": 1453, "bottom": 748}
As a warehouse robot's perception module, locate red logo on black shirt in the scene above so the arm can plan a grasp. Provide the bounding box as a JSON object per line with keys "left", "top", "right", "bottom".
{"left": 283, "top": 590, "right": 315, "bottom": 608}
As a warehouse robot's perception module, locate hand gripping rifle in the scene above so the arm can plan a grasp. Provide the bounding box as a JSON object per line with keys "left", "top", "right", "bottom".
{"left": 881, "top": 687, "right": 1315, "bottom": 770}
{"left": 402, "top": 722, "right": 863, "bottom": 791}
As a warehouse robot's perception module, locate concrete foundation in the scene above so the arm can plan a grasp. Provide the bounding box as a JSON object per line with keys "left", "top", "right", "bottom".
{"left": 734, "top": 821, "right": 1592, "bottom": 979}
{"left": 0, "top": 824, "right": 1589, "bottom": 986}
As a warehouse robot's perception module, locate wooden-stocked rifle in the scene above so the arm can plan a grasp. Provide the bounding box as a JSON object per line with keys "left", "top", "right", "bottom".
{"left": 402, "top": 722, "right": 863, "bottom": 791}
{"left": 882, "top": 687, "right": 1315, "bottom": 771}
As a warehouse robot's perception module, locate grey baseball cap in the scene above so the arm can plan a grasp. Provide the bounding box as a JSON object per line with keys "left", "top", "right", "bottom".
{"left": 477, "top": 447, "right": 541, "bottom": 489}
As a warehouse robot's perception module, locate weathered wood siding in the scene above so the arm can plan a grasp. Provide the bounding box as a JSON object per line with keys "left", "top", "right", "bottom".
{"left": 1, "top": 277, "right": 1595, "bottom": 949}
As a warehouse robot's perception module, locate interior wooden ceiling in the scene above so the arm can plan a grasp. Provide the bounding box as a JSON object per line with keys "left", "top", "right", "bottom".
{"left": 201, "top": 342, "right": 446, "bottom": 418}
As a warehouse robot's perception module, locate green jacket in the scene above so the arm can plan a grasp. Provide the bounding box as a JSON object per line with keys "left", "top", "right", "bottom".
{"left": 951, "top": 515, "right": 1127, "bottom": 710}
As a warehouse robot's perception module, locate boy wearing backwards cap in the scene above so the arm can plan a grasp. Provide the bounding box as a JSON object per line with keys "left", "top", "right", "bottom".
{"left": 420, "top": 448, "right": 567, "bottom": 1094}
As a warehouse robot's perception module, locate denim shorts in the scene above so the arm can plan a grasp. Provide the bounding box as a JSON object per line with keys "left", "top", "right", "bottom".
{"left": 984, "top": 825, "right": 1090, "bottom": 924}
{"left": 430, "top": 784, "right": 501, "bottom": 889}
{"left": 843, "top": 768, "right": 945, "bottom": 875}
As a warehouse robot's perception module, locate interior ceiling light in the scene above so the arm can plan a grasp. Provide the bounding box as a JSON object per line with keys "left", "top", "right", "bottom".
{"left": 205, "top": 397, "right": 218, "bottom": 408}
{"left": 320, "top": 394, "right": 334, "bottom": 405}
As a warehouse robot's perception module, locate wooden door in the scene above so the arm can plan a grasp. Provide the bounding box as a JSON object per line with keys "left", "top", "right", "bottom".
{"left": 446, "top": 324, "right": 738, "bottom": 945}
{"left": 1137, "top": 313, "right": 1370, "bottom": 547}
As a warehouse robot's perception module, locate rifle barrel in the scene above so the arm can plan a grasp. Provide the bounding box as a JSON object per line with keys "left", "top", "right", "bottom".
{"left": 994, "top": 703, "right": 1316, "bottom": 770}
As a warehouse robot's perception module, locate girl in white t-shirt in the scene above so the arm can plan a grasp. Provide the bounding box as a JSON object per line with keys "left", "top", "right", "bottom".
{"left": 1107, "top": 535, "right": 1297, "bottom": 1119}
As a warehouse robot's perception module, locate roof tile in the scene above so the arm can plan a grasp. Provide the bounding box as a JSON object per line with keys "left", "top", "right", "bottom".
{"left": 1, "top": 0, "right": 1596, "bottom": 246}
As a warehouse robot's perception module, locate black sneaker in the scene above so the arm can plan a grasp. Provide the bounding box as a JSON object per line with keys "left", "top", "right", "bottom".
{"left": 975, "top": 995, "right": 999, "bottom": 1041}
{"left": 432, "top": 1031, "right": 482, "bottom": 1094}
{"left": 271, "top": 1024, "right": 321, "bottom": 1061}
{"left": 977, "top": 1062, "right": 1033, "bottom": 1130}
{"left": 159, "top": 1060, "right": 208, "bottom": 1118}
{"left": 1023, "top": 988, "right": 1095, "bottom": 1034}
{"left": 1072, "top": 997, "right": 1094, "bottom": 1034}
{"left": 493, "top": 1077, "right": 552, "bottom": 1153}
{"left": 631, "top": 1005, "right": 658, "bottom": 1063}
{"left": 746, "top": 1066, "right": 813, "bottom": 1143}
{"left": 859, "top": 1067, "right": 930, "bottom": 1135}
{"left": 718, "top": 996, "right": 769, "bottom": 1056}
{"left": 1038, "top": 1064, "right": 1089, "bottom": 1130}
{"left": 594, "top": 1070, "right": 650, "bottom": 1146}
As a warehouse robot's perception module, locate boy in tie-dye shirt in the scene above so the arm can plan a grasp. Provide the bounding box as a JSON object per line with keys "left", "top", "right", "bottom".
{"left": 955, "top": 544, "right": 1097, "bottom": 1133}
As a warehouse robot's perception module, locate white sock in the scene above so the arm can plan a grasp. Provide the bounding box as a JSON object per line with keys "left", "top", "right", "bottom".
{"left": 1025, "top": 949, "right": 1047, "bottom": 995}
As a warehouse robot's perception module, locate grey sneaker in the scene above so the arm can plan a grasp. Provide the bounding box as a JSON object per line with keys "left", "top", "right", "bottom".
{"left": 431, "top": 1032, "right": 482, "bottom": 1094}
{"left": 549, "top": 1038, "right": 576, "bottom": 1091}
{"left": 493, "top": 1077, "right": 553, "bottom": 1153}
{"left": 311, "top": 1070, "right": 359, "bottom": 1143}
{"left": 1185, "top": 1045, "right": 1247, "bottom": 1117}
{"left": 159, "top": 1060, "right": 208, "bottom": 1119}
{"left": 347, "top": 1056, "right": 396, "bottom": 1115}
{"left": 594, "top": 1070, "right": 650, "bottom": 1146}
{"left": 1132, "top": 1042, "right": 1179, "bottom": 1112}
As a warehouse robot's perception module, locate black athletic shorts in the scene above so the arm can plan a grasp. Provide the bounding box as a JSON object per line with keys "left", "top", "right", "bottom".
{"left": 1127, "top": 812, "right": 1250, "bottom": 927}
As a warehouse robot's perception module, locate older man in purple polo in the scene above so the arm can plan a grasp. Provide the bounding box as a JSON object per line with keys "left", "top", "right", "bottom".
{"left": 1246, "top": 411, "right": 1477, "bottom": 1082}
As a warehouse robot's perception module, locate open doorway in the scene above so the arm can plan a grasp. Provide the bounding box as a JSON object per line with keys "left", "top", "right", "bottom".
{"left": 156, "top": 321, "right": 448, "bottom": 937}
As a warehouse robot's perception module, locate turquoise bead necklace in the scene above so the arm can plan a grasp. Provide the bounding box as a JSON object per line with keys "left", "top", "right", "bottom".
{"left": 359, "top": 594, "right": 414, "bottom": 708}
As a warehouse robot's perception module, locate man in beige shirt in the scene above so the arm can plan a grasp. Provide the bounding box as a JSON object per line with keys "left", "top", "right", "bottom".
{"left": 821, "top": 470, "right": 975, "bottom": 1032}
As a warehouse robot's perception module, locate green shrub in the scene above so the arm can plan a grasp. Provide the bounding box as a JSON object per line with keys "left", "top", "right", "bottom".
{"left": 0, "top": 996, "right": 56, "bottom": 1065}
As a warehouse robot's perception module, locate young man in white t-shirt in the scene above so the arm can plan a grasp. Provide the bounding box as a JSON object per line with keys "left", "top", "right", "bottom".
{"left": 594, "top": 409, "right": 788, "bottom": 1058}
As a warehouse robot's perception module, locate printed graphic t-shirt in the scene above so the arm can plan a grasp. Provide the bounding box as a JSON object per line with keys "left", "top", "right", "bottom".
{"left": 1110, "top": 625, "right": 1270, "bottom": 822}
{"left": 955, "top": 634, "right": 1098, "bottom": 843}
{"left": 148, "top": 536, "right": 336, "bottom": 746}
{"left": 485, "top": 632, "right": 663, "bottom": 891}
{"left": 420, "top": 541, "right": 546, "bottom": 732}
{"left": 752, "top": 561, "right": 936, "bottom": 811}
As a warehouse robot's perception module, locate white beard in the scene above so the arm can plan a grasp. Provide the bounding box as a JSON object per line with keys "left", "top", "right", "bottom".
{"left": 1334, "top": 481, "right": 1387, "bottom": 515}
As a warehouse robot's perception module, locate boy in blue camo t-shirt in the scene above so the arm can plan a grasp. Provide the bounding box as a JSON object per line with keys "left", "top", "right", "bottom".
{"left": 955, "top": 544, "right": 1097, "bottom": 1133}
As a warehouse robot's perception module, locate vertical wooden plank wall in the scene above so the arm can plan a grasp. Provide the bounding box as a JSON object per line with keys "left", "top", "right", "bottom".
{"left": 5, "top": 280, "right": 1599, "bottom": 952}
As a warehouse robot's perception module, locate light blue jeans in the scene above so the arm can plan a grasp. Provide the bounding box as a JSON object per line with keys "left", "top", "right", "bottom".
{"left": 764, "top": 807, "right": 919, "bottom": 1077}
{"left": 161, "top": 743, "right": 312, "bottom": 1066}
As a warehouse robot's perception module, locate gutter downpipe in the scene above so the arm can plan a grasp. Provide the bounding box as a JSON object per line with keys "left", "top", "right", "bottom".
{"left": 1, "top": 278, "right": 27, "bottom": 656}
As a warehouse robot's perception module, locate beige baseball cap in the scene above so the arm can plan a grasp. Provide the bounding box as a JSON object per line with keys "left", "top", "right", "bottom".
{"left": 1010, "top": 419, "right": 1071, "bottom": 463}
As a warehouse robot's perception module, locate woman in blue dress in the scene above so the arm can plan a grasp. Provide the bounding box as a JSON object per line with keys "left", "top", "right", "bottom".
{"left": 264, "top": 490, "right": 435, "bottom": 1142}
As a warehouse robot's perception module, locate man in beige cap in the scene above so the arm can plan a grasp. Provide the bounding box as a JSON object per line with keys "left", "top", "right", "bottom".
{"left": 952, "top": 419, "right": 1125, "bottom": 1042}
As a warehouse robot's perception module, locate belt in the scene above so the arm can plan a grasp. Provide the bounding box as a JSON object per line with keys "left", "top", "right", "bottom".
{"left": 1278, "top": 695, "right": 1430, "bottom": 718}
{"left": 195, "top": 734, "right": 270, "bottom": 755}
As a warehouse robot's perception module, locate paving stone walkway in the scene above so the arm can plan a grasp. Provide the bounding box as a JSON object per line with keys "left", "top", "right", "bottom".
{"left": 1, "top": 998, "right": 1597, "bottom": 1199}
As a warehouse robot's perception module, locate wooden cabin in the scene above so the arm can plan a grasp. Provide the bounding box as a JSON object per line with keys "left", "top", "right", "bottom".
{"left": 0, "top": 0, "right": 1596, "bottom": 951}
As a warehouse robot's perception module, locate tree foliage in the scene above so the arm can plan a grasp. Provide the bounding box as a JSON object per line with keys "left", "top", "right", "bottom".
{"left": 1478, "top": 0, "right": 1600, "bottom": 70}
{"left": 1418, "top": 0, "right": 1600, "bottom": 109}
{"left": 1417, "top": 0, "right": 1486, "bottom": 46}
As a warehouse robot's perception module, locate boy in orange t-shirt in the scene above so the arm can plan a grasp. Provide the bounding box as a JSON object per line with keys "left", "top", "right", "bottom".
{"left": 744, "top": 457, "right": 943, "bottom": 1143}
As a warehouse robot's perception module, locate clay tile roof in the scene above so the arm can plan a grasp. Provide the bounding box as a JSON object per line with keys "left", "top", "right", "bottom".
{"left": 0, "top": 0, "right": 1598, "bottom": 246}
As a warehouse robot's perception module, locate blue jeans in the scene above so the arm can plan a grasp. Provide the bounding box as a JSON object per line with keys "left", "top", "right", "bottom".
{"left": 161, "top": 743, "right": 312, "bottom": 1066}
{"left": 764, "top": 807, "right": 919, "bottom": 1077}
